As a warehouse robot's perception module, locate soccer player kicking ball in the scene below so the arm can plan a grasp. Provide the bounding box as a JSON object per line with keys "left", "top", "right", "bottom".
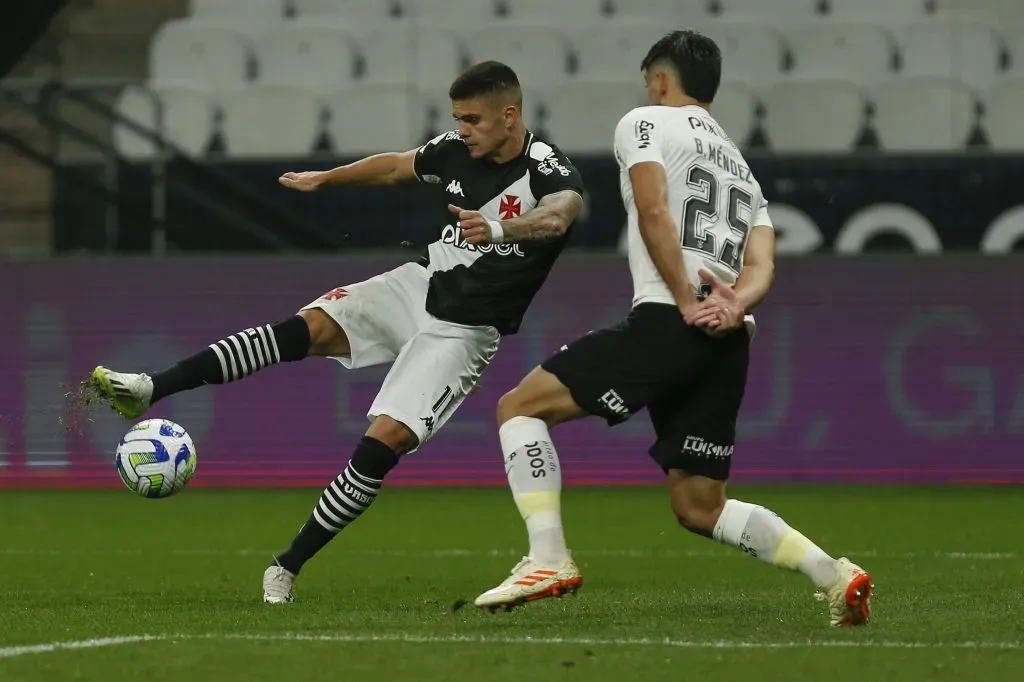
{"left": 473, "top": 32, "right": 873, "bottom": 627}
{"left": 85, "top": 61, "right": 585, "bottom": 605}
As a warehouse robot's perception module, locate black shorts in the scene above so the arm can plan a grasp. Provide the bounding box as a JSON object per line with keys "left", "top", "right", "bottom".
{"left": 541, "top": 303, "right": 749, "bottom": 480}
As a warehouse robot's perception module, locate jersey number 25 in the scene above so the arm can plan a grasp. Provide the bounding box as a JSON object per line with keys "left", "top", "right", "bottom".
{"left": 681, "top": 164, "right": 753, "bottom": 274}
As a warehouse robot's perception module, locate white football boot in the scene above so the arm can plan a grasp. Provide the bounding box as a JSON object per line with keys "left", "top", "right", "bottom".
{"left": 87, "top": 366, "right": 154, "bottom": 420}
{"left": 474, "top": 554, "right": 582, "bottom": 611}
{"left": 262, "top": 565, "right": 296, "bottom": 604}
{"left": 818, "top": 557, "right": 873, "bottom": 627}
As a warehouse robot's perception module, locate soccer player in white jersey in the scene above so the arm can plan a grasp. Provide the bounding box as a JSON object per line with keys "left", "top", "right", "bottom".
{"left": 472, "top": 31, "right": 873, "bottom": 627}
{"left": 84, "top": 62, "right": 586, "bottom": 604}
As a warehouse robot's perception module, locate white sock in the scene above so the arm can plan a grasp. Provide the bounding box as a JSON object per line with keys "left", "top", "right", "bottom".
{"left": 712, "top": 499, "right": 838, "bottom": 588}
{"left": 499, "top": 416, "right": 568, "bottom": 566}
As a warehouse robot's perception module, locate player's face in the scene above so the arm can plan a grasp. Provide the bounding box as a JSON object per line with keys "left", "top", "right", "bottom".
{"left": 452, "top": 97, "right": 514, "bottom": 159}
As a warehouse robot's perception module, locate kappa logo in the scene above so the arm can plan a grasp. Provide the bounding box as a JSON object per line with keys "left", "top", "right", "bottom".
{"left": 420, "top": 415, "right": 435, "bottom": 434}
{"left": 446, "top": 179, "right": 464, "bottom": 197}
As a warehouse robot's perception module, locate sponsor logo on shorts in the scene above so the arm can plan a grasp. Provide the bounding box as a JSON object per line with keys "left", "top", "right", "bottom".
{"left": 598, "top": 389, "right": 631, "bottom": 418}
{"left": 441, "top": 224, "right": 525, "bottom": 257}
{"left": 681, "top": 435, "right": 734, "bottom": 459}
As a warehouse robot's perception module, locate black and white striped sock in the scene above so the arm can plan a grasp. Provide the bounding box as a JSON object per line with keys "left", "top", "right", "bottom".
{"left": 311, "top": 464, "right": 382, "bottom": 533}
{"left": 209, "top": 325, "right": 281, "bottom": 382}
{"left": 274, "top": 436, "right": 401, "bottom": 575}
{"left": 150, "top": 315, "right": 310, "bottom": 403}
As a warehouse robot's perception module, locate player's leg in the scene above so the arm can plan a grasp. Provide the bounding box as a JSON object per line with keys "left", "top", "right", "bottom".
{"left": 469, "top": 367, "right": 588, "bottom": 610}
{"left": 476, "top": 312, "right": 662, "bottom": 610}
{"left": 262, "top": 413, "right": 413, "bottom": 604}
{"left": 263, "top": 318, "right": 499, "bottom": 603}
{"left": 650, "top": 329, "right": 873, "bottom": 627}
{"left": 86, "top": 266, "right": 422, "bottom": 420}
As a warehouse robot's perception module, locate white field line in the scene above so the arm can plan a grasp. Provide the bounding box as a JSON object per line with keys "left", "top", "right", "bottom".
{"left": 1, "top": 633, "right": 1021, "bottom": 659}
{"left": 0, "top": 548, "right": 1017, "bottom": 560}
{"left": 0, "top": 635, "right": 161, "bottom": 659}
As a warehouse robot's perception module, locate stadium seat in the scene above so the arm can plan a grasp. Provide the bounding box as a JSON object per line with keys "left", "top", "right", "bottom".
{"left": 983, "top": 78, "right": 1024, "bottom": 150}
{"left": 220, "top": 86, "right": 324, "bottom": 158}
{"left": 827, "top": 0, "right": 926, "bottom": 23}
{"left": 149, "top": 20, "right": 251, "bottom": 91}
{"left": 1006, "top": 28, "right": 1024, "bottom": 78}
{"left": 868, "top": 77, "right": 977, "bottom": 151}
{"left": 787, "top": 22, "right": 895, "bottom": 85}
{"left": 899, "top": 18, "right": 1005, "bottom": 89}
{"left": 189, "top": 0, "right": 286, "bottom": 21}
{"left": 114, "top": 86, "right": 215, "bottom": 159}
{"left": 539, "top": 82, "right": 648, "bottom": 154}
{"left": 401, "top": 0, "right": 499, "bottom": 24}
{"left": 501, "top": 0, "right": 606, "bottom": 22}
{"left": 714, "top": 0, "right": 823, "bottom": 27}
{"left": 463, "top": 25, "right": 571, "bottom": 87}
{"left": 763, "top": 79, "right": 866, "bottom": 152}
{"left": 709, "top": 81, "right": 758, "bottom": 149}
{"left": 292, "top": 0, "right": 398, "bottom": 21}
{"left": 931, "top": 0, "right": 1024, "bottom": 24}
{"left": 327, "top": 87, "right": 425, "bottom": 154}
{"left": 254, "top": 25, "right": 358, "bottom": 93}
{"left": 571, "top": 22, "right": 670, "bottom": 81}
{"left": 611, "top": 0, "right": 713, "bottom": 23}
{"left": 700, "top": 22, "right": 786, "bottom": 91}
{"left": 359, "top": 24, "right": 466, "bottom": 88}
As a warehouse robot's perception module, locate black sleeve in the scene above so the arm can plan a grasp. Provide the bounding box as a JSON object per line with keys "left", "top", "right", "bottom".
{"left": 529, "top": 143, "right": 586, "bottom": 200}
{"left": 413, "top": 130, "right": 462, "bottom": 184}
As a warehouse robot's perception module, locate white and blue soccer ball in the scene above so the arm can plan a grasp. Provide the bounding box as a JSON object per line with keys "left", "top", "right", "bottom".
{"left": 115, "top": 419, "right": 197, "bottom": 498}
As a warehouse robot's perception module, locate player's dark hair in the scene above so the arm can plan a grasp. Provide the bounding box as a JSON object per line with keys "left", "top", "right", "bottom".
{"left": 641, "top": 30, "right": 722, "bottom": 103}
{"left": 448, "top": 60, "right": 522, "bottom": 105}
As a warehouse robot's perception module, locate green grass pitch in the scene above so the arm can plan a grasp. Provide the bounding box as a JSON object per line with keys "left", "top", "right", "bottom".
{"left": 1, "top": 486, "right": 1022, "bottom": 681}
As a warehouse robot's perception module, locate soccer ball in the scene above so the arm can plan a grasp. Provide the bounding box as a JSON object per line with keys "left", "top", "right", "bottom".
{"left": 114, "top": 419, "right": 197, "bottom": 498}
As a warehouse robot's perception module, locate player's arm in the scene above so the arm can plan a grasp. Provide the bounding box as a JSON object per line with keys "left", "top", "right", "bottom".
{"left": 734, "top": 225, "right": 775, "bottom": 313}
{"left": 279, "top": 149, "right": 419, "bottom": 191}
{"left": 460, "top": 190, "right": 583, "bottom": 244}
{"left": 685, "top": 223, "right": 775, "bottom": 331}
{"left": 631, "top": 162, "right": 700, "bottom": 314}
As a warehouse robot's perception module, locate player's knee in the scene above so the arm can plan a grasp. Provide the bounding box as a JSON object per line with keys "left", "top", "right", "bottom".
{"left": 366, "top": 415, "right": 419, "bottom": 456}
{"left": 496, "top": 388, "right": 530, "bottom": 423}
{"left": 298, "top": 309, "right": 349, "bottom": 356}
{"left": 496, "top": 386, "right": 551, "bottom": 425}
{"left": 670, "top": 481, "right": 725, "bottom": 537}
{"left": 674, "top": 504, "right": 718, "bottom": 537}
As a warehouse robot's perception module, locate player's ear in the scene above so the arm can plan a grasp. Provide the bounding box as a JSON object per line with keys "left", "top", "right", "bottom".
{"left": 657, "top": 71, "right": 671, "bottom": 100}
{"left": 504, "top": 104, "right": 517, "bottom": 129}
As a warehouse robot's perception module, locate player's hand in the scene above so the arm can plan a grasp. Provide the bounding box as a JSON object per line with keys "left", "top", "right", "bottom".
{"left": 279, "top": 171, "right": 324, "bottom": 192}
{"left": 684, "top": 269, "right": 745, "bottom": 336}
{"left": 449, "top": 204, "right": 491, "bottom": 245}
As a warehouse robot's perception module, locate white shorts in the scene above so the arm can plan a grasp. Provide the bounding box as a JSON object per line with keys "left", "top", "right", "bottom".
{"left": 300, "top": 262, "right": 500, "bottom": 448}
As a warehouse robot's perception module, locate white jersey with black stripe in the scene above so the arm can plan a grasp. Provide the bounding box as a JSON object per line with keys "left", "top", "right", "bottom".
{"left": 614, "top": 105, "right": 774, "bottom": 310}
